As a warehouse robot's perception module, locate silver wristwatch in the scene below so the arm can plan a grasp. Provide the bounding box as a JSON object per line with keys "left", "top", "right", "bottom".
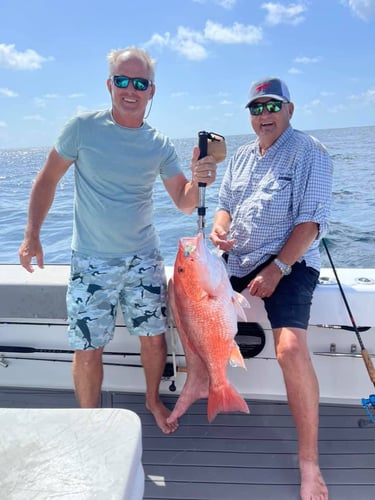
{"left": 273, "top": 258, "right": 292, "bottom": 276}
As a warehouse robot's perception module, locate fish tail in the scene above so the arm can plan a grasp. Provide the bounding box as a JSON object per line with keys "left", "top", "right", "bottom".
{"left": 207, "top": 384, "right": 250, "bottom": 423}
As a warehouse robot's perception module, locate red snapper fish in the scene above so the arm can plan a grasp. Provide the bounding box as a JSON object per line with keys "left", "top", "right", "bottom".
{"left": 167, "top": 232, "right": 250, "bottom": 424}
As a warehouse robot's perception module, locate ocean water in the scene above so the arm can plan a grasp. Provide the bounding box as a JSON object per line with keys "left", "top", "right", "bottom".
{"left": 1, "top": 125, "right": 374, "bottom": 269}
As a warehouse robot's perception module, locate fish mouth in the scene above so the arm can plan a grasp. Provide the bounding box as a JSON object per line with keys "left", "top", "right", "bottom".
{"left": 180, "top": 236, "right": 199, "bottom": 257}
{"left": 183, "top": 244, "right": 196, "bottom": 257}
{"left": 180, "top": 233, "right": 208, "bottom": 259}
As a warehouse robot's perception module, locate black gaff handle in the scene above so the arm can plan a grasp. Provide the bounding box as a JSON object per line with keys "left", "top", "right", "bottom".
{"left": 198, "top": 130, "right": 209, "bottom": 183}
{"left": 197, "top": 131, "right": 209, "bottom": 234}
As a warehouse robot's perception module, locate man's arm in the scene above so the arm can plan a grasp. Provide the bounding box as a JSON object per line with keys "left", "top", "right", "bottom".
{"left": 19, "top": 148, "right": 73, "bottom": 272}
{"left": 163, "top": 147, "right": 217, "bottom": 214}
{"left": 274, "top": 221, "right": 319, "bottom": 269}
{"left": 249, "top": 221, "right": 319, "bottom": 298}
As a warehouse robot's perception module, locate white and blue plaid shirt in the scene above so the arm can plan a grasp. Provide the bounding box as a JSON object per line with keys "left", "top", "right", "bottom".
{"left": 218, "top": 126, "right": 333, "bottom": 278}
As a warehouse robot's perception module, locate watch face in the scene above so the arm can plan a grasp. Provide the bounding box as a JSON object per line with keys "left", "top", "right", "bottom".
{"left": 274, "top": 258, "right": 291, "bottom": 275}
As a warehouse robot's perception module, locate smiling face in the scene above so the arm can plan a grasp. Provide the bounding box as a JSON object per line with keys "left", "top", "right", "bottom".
{"left": 107, "top": 54, "right": 155, "bottom": 128}
{"left": 250, "top": 98, "right": 294, "bottom": 153}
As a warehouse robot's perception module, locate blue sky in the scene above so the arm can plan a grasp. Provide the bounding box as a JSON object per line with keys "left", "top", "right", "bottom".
{"left": 1, "top": 0, "right": 374, "bottom": 148}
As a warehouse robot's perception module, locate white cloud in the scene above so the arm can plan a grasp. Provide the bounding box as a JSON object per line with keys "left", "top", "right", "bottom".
{"left": 0, "top": 43, "right": 53, "bottom": 70}
{"left": 343, "top": 0, "right": 375, "bottom": 21}
{"left": 288, "top": 67, "right": 302, "bottom": 74}
{"left": 0, "top": 121, "right": 7, "bottom": 127}
{"left": 214, "top": 0, "right": 237, "bottom": 9}
{"left": 204, "top": 21, "right": 263, "bottom": 44}
{"left": 188, "top": 104, "right": 213, "bottom": 110}
{"left": 146, "top": 27, "right": 207, "bottom": 61}
{"left": 74, "top": 105, "right": 89, "bottom": 115}
{"left": 174, "top": 26, "right": 207, "bottom": 60}
{"left": 34, "top": 97, "right": 47, "bottom": 108}
{"left": 294, "top": 56, "right": 321, "bottom": 64}
{"left": 23, "top": 115, "right": 45, "bottom": 121}
{"left": 366, "top": 89, "right": 375, "bottom": 102}
{"left": 192, "top": 0, "right": 237, "bottom": 7}
{"left": 0, "top": 87, "right": 18, "bottom": 97}
{"left": 146, "top": 33, "right": 171, "bottom": 49}
{"left": 146, "top": 20, "right": 263, "bottom": 60}
{"left": 310, "top": 99, "right": 321, "bottom": 107}
{"left": 349, "top": 88, "right": 375, "bottom": 102}
{"left": 301, "top": 99, "right": 322, "bottom": 114}
{"left": 327, "top": 104, "right": 346, "bottom": 113}
{"left": 262, "top": 2, "right": 307, "bottom": 25}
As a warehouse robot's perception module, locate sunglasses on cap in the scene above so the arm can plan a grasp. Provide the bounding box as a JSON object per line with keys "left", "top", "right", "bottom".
{"left": 248, "top": 100, "right": 285, "bottom": 116}
{"left": 111, "top": 75, "right": 152, "bottom": 91}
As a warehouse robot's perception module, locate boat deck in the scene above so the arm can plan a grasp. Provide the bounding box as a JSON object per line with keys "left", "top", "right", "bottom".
{"left": 1, "top": 387, "right": 374, "bottom": 499}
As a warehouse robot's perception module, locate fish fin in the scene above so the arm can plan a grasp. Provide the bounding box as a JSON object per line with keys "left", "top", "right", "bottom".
{"left": 207, "top": 383, "right": 250, "bottom": 423}
{"left": 234, "top": 291, "right": 251, "bottom": 308}
{"left": 229, "top": 342, "right": 247, "bottom": 370}
{"left": 231, "top": 292, "right": 250, "bottom": 321}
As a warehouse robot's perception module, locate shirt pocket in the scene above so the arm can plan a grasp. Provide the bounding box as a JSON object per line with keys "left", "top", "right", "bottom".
{"left": 260, "top": 176, "right": 292, "bottom": 224}
{"left": 263, "top": 176, "right": 292, "bottom": 193}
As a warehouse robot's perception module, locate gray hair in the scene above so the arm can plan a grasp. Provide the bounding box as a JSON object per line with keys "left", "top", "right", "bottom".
{"left": 107, "top": 47, "right": 156, "bottom": 81}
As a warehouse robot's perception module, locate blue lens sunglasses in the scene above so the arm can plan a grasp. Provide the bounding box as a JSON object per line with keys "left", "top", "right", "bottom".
{"left": 111, "top": 75, "right": 152, "bottom": 91}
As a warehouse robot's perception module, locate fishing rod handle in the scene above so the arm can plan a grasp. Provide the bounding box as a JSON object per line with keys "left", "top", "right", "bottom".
{"left": 198, "top": 130, "right": 209, "bottom": 187}
{"left": 361, "top": 349, "right": 375, "bottom": 385}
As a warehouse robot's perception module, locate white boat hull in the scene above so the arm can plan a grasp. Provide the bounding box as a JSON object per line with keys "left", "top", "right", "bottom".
{"left": 1, "top": 265, "right": 374, "bottom": 405}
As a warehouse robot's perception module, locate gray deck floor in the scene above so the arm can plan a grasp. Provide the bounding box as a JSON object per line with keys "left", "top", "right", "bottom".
{"left": 1, "top": 387, "right": 374, "bottom": 499}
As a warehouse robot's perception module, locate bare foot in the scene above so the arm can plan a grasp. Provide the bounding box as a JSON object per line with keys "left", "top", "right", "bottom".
{"left": 300, "top": 460, "right": 328, "bottom": 499}
{"left": 167, "top": 372, "right": 209, "bottom": 425}
{"left": 146, "top": 400, "right": 179, "bottom": 434}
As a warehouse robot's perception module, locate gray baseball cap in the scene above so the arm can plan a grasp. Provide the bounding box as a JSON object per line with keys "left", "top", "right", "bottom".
{"left": 245, "top": 78, "right": 291, "bottom": 107}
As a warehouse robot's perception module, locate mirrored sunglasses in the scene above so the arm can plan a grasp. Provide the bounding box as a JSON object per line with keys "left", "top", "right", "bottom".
{"left": 112, "top": 75, "right": 152, "bottom": 91}
{"left": 248, "top": 100, "right": 285, "bottom": 116}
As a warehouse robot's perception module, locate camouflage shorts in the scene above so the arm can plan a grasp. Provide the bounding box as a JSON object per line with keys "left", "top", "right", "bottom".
{"left": 66, "top": 249, "right": 168, "bottom": 350}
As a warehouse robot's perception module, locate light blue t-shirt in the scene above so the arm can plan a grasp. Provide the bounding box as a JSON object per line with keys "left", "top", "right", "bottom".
{"left": 55, "top": 109, "right": 182, "bottom": 257}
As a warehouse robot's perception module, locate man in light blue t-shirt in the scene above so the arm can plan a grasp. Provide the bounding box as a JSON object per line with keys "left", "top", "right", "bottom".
{"left": 19, "top": 47, "right": 218, "bottom": 434}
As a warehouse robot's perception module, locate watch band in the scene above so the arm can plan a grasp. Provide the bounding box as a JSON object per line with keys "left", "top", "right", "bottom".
{"left": 273, "top": 258, "right": 292, "bottom": 276}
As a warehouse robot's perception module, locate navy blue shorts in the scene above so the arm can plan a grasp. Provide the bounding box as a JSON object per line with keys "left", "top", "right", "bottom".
{"left": 230, "top": 259, "right": 319, "bottom": 330}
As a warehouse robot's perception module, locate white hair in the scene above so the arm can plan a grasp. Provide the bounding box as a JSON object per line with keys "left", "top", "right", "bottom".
{"left": 107, "top": 47, "right": 156, "bottom": 81}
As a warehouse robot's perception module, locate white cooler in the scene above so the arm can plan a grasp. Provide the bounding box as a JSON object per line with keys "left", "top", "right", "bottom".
{"left": 0, "top": 408, "right": 144, "bottom": 499}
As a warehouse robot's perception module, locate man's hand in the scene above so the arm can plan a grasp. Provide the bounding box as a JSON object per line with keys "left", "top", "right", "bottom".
{"left": 209, "top": 225, "right": 236, "bottom": 253}
{"left": 18, "top": 237, "right": 44, "bottom": 273}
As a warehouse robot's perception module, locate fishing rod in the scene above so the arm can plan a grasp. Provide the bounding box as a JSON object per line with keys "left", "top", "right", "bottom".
{"left": 322, "top": 239, "right": 375, "bottom": 426}
{"left": 0, "top": 344, "right": 186, "bottom": 360}
{"left": 0, "top": 354, "right": 142, "bottom": 369}
{"left": 0, "top": 354, "right": 186, "bottom": 384}
{"left": 0, "top": 345, "right": 140, "bottom": 357}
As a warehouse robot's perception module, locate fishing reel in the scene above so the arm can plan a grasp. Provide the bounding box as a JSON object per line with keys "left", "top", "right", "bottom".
{"left": 358, "top": 394, "right": 375, "bottom": 427}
